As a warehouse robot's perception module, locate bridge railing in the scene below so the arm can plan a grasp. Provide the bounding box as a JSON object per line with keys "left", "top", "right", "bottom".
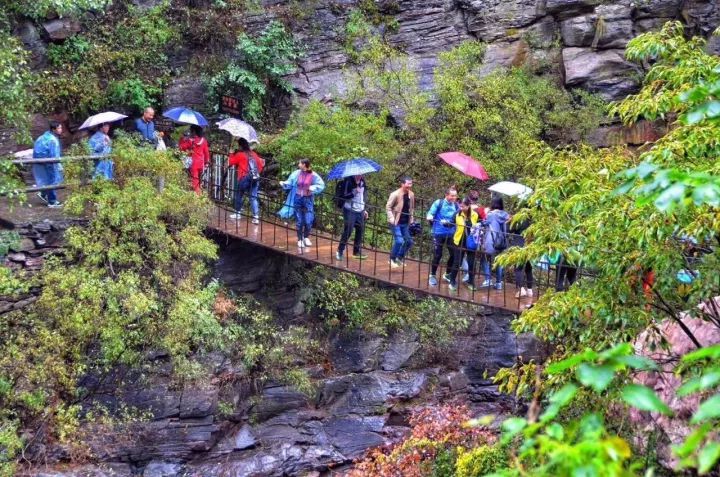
{"left": 203, "top": 154, "right": 592, "bottom": 308}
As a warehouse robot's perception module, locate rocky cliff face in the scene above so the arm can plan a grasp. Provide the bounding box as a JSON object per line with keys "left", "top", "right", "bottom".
{"left": 22, "top": 238, "right": 543, "bottom": 477}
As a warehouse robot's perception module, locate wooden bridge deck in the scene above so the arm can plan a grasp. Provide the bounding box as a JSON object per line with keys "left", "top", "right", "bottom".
{"left": 207, "top": 204, "right": 538, "bottom": 313}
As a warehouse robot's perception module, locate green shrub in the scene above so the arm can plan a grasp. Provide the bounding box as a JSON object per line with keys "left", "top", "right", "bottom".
{"left": 455, "top": 445, "right": 508, "bottom": 477}
{"left": 0, "top": 33, "right": 34, "bottom": 141}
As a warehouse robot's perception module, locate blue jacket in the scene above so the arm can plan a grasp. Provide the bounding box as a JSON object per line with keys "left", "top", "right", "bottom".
{"left": 134, "top": 118, "right": 156, "bottom": 144}
{"left": 483, "top": 209, "right": 510, "bottom": 255}
{"left": 88, "top": 131, "right": 112, "bottom": 156}
{"left": 33, "top": 131, "right": 61, "bottom": 159}
{"left": 426, "top": 199, "right": 459, "bottom": 236}
{"left": 282, "top": 169, "right": 325, "bottom": 195}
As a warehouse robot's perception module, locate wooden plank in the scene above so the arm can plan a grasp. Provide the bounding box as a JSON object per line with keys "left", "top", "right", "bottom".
{"left": 207, "top": 205, "right": 535, "bottom": 313}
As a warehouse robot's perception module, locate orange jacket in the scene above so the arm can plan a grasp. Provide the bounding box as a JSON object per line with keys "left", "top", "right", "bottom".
{"left": 228, "top": 150, "right": 264, "bottom": 180}
{"left": 179, "top": 136, "right": 210, "bottom": 169}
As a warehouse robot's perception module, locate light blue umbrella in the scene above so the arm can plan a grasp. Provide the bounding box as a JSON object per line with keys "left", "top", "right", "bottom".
{"left": 327, "top": 158, "right": 383, "bottom": 180}
{"left": 162, "top": 107, "right": 209, "bottom": 127}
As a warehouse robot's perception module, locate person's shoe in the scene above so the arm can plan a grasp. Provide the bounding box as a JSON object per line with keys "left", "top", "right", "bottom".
{"left": 515, "top": 287, "right": 528, "bottom": 298}
{"left": 428, "top": 275, "right": 438, "bottom": 287}
{"left": 229, "top": 212, "right": 241, "bottom": 220}
{"left": 527, "top": 288, "right": 534, "bottom": 298}
{"left": 251, "top": 216, "right": 260, "bottom": 225}
{"left": 390, "top": 259, "right": 401, "bottom": 269}
{"left": 47, "top": 201, "right": 62, "bottom": 208}
{"left": 466, "top": 283, "right": 478, "bottom": 292}
{"left": 304, "top": 238, "right": 312, "bottom": 246}
{"left": 297, "top": 240, "right": 305, "bottom": 248}
{"left": 352, "top": 254, "right": 368, "bottom": 260}
{"left": 448, "top": 283, "right": 458, "bottom": 292}
{"left": 480, "top": 279, "right": 491, "bottom": 287}
{"left": 442, "top": 273, "right": 452, "bottom": 284}
{"left": 36, "top": 192, "right": 48, "bottom": 204}
{"left": 494, "top": 281, "right": 504, "bottom": 290}
{"left": 462, "top": 273, "right": 470, "bottom": 284}
{"left": 336, "top": 251, "right": 343, "bottom": 261}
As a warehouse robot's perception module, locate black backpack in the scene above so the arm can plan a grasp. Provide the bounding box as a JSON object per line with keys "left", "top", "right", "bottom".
{"left": 492, "top": 220, "right": 508, "bottom": 251}
{"left": 334, "top": 179, "right": 348, "bottom": 209}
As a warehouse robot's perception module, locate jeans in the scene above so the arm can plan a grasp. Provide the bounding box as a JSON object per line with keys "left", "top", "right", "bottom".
{"left": 480, "top": 253, "right": 503, "bottom": 283}
{"left": 338, "top": 208, "right": 365, "bottom": 256}
{"left": 515, "top": 262, "right": 534, "bottom": 289}
{"left": 234, "top": 176, "right": 260, "bottom": 217}
{"left": 294, "top": 195, "right": 314, "bottom": 240}
{"left": 431, "top": 234, "right": 455, "bottom": 276}
{"left": 450, "top": 244, "right": 476, "bottom": 286}
{"left": 32, "top": 163, "right": 62, "bottom": 203}
{"left": 389, "top": 223, "right": 413, "bottom": 261}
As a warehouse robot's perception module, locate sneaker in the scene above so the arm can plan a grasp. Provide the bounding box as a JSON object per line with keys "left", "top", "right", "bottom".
{"left": 304, "top": 238, "right": 312, "bottom": 247}
{"left": 229, "top": 212, "right": 241, "bottom": 220}
{"left": 336, "top": 252, "right": 343, "bottom": 261}
{"left": 297, "top": 240, "right": 305, "bottom": 248}
{"left": 515, "top": 287, "right": 528, "bottom": 299}
{"left": 527, "top": 288, "right": 534, "bottom": 298}
{"left": 480, "top": 279, "right": 491, "bottom": 287}
{"left": 352, "top": 254, "right": 368, "bottom": 260}
{"left": 462, "top": 273, "right": 470, "bottom": 284}
{"left": 442, "top": 273, "right": 452, "bottom": 284}
{"left": 428, "top": 275, "right": 438, "bottom": 287}
{"left": 448, "top": 283, "right": 458, "bottom": 292}
{"left": 251, "top": 216, "right": 260, "bottom": 225}
{"left": 466, "top": 283, "right": 478, "bottom": 292}
{"left": 47, "top": 201, "right": 62, "bottom": 208}
{"left": 36, "top": 192, "right": 48, "bottom": 204}
{"left": 494, "top": 281, "right": 504, "bottom": 290}
{"left": 390, "top": 259, "right": 401, "bottom": 269}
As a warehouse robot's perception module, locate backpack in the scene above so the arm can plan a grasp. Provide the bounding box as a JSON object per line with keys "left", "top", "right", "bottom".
{"left": 334, "top": 179, "right": 347, "bottom": 209}
{"left": 248, "top": 153, "right": 260, "bottom": 181}
{"left": 492, "top": 220, "right": 508, "bottom": 251}
{"left": 467, "top": 223, "right": 483, "bottom": 250}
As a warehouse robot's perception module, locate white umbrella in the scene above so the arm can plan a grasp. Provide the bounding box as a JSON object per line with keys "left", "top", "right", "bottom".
{"left": 78, "top": 111, "right": 128, "bottom": 130}
{"left": 488, "top": 181, "right": 533, "bottom": 199}
{"left": 216, "top": 118, "right": 259, "bottom": 143}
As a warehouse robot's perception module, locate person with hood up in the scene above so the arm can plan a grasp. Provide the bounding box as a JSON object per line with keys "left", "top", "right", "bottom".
{"left": 88, "top": 123, "right": 113, "bottom": 180}
{"left": 480, "top": 196, "right": 510, "bottom": 289}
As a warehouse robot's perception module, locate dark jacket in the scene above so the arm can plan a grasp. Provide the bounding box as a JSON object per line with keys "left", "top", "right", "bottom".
{"left": 338, "top": 177, "right": 368, "bottom": 207}
{"left": 509, "top": 218, "right": 531, "bottom": 248}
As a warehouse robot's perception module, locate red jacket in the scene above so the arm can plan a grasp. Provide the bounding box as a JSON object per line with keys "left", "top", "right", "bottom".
{"left": 179, "top": 136, "right": 210, "bottom": 169}
{"left": 228, "top": 150, "right": 264, "bottom": 180}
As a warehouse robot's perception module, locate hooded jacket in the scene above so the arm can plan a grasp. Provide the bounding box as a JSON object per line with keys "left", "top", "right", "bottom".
{"left": 482, "top": 209, "right": 510, "bottom": 255}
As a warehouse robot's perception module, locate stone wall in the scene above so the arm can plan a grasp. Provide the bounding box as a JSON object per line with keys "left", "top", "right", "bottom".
{"left": 22, "top": 238, "right": 544, "bottom": 477}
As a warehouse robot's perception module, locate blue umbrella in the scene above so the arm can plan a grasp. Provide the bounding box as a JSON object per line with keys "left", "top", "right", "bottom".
{"left": 327, "top": 158, "right": 383, "bottom": 180}
{"left": 162, "top": 107, "right": 209, "bottom": 127}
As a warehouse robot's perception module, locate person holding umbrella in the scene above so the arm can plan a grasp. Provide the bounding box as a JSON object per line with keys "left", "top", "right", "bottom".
{"left": 179, "top": 125, "right": 210, "bottom": 195}
{"left": 88, "top": 123, "right": 113, "bottom": 179}
{"left": 280, "top": 159, "right": 325, "bottom": 249}
{"left": 228, "top": 138, "right": 264, "bottom": 224}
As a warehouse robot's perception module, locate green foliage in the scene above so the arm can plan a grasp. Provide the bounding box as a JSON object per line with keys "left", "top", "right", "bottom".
{"left": 304, "top": 268, "right": 469, "bottom": 346}
{"left": 207, "top": 21, "right": 302, "bottom": 122}
{"left": 2, "top": 0, "right": 109, "bottom": 21}
{"left": 0, "top": 33, "right": 34, "bottom": 142}
{"left": 455, "top": 444, "right": 508, "bottom": 477}
{"left": 35, "top": 3, "right": 176, "bottom": 116}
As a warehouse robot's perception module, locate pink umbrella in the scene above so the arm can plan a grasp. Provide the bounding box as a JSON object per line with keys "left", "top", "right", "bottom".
{"left": 437, "top": 151, "right": 490, "bottom": 180}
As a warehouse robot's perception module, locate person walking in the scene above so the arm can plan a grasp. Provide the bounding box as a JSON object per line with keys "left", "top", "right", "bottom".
{"left": 228, "top": 138, "right": 264, "bottom": 224}
{"left": 510, "top": 217, "right": 533, "bottom": 298}
{"left": 480, "top": 196, "right": 510, "bottom": 289}
{"left": 385, "top": 176, "right": 415, "bottom": 268}
{"left": 555, "top": 255, "right": 578, "bottom": 291}
{"left": 448, "top": 197, "right": 480, "bottom": 292}
{"left": 426, "top": 186, "right": 459, "bottom": 286}
{"left": 336, "top": 174, "right": 368, "bottom": 261}
{"left": 280, "top": 159, "right": 325, "bottom": 248}
{"left": 88, "top": 123, "right": 113, "bottom": 180}
{"left": 32, "top": 120, "right": 63, "bottom": 208}
{"left": 135, "top": 107, "right": 160, "bottom": 146}
{"left": 179, "top": 125, "right": 210, "bottom": 195}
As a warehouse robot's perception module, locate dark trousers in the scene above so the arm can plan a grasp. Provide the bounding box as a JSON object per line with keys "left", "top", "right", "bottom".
{"left": 515, "top": 262, "right": 534, "bottom": 289}
{"left": 450, "top": 243, "right": 475, "bottom": 286}
{"left": 431, "top": 235, "right": 455, "bottom": 276}
{"left": 555, "top": 258, "right": 577, "bottom": 291}
{"left": 338, "top": 208, "right": 365, "bottom": 256}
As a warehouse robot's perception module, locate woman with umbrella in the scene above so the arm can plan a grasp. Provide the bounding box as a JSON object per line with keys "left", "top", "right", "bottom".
{"left": 80, "top": 112, "right": 127, "bottom": 181}
{"left": 179, "top": 125, "right": 210, "bottom": 195}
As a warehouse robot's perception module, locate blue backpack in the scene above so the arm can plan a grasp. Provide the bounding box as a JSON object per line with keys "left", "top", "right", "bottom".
{"left": 467, "top": 223, "right": 483, "bottom": 250}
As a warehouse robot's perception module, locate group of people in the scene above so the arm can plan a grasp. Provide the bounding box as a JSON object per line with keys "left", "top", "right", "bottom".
{"left": 31, "top": 107, "right": 214, "bottom": 207}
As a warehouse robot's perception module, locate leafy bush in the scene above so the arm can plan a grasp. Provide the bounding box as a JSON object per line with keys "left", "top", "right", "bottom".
{"left": 3, "top": 0, "right": 109, "bottom": 21}
{"left": 0, "top": 33, "right": 34, "bottom": 141}
{"left": 207, "top": 21, "right": 302, "bottom": 122}
{"left": 455, "top": 444, "right": 508, "bottom": 477}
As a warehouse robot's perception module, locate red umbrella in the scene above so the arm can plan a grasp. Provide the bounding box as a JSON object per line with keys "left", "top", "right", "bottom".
{"left": 437, "top": 151, "right": 490, "bottom": 180}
